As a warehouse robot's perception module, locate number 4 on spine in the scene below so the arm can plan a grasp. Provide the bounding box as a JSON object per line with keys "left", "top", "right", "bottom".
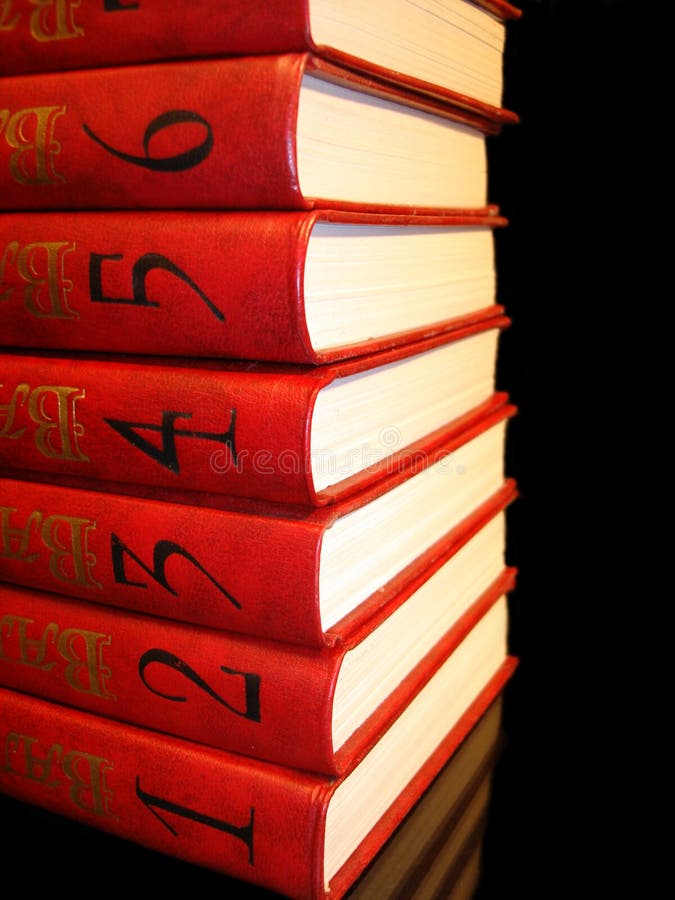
{"left": 104, "top": 409, "right": 237, "bottom": 473}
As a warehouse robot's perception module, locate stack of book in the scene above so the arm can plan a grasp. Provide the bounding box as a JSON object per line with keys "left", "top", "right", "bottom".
{"left": 0, "top": 2, "right": 521, "bottom": 897}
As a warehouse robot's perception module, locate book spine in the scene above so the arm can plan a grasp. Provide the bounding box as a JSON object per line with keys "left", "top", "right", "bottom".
{"left": 0, "top": 328, "right": 506, "bottom": 505}
{"left": 0, "top": 53, "right": 307, "bottom": 211}
{"left": 0, "top": 476, "right": 517, "bottom": 646}
{"left": 0, "top": 572, "right": 514, "bottom": 774}
{"left": 0, "top": 683, "right": 326, "bottom": 900}
{"left": 0, "top": 582, "right": 342, "bottom": 774}
{"left": 0, "top": 209, "right": 503, "bottom": 362}
{"left": 0, "top": 1, "right": 311, "bottom": 77}
{"left": 0, "top": 52, "right": 500, "bottom": 213}
{"left": 0, "top": 350, "right": 321, "bottom": 504}
{"left": 0, "top": 210, "right": 318, "bottom": 362}
{"left": 0, "top": 474, "right": 327, "bottom": 644}
{"left": 0, "top": 660, "right": 518, "bottom": 899}
{"left": 0, "top": 1, "right": 520, "bottom": 80}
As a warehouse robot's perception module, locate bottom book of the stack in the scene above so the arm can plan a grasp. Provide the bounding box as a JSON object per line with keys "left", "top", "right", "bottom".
{"left": 1, "top": 688, "right": 507, "bottom": 899}
{"left": 0, "top": 598, "right": 516, "bottom": 900}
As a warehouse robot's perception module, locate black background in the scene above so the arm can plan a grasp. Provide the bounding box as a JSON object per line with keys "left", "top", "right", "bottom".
{"left": 478, "top": 0, "right": 629, "bottom": 895}
{"left": 1, "top": 1, "right": 628, "bottom": 894}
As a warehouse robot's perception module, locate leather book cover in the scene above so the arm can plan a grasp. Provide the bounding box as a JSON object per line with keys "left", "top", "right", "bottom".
{"left": 0, "top": 569, "right": 515, "bottom": 774}
{"left": 0, "top": 654, "right": 517, "bottom": 898}
{"left": 0, "top": 208, "right": 505, "bottom": 363}
{"left": 0, "top": 53, "right": 501, "bottom": 213}
{"left": 0, "top": 1, "right": 520, "bottom": 126}
{"left": 0, "top": 323, "right": 509, "bottom": 505}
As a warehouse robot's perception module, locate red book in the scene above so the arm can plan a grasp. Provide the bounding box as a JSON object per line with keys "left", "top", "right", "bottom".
{"left": 0, "top": 556, "right": 515, "bottom": 772}
{"left": 0, "top": 53, "right": 503, "bottom": 214}
{"left": 0, "top": 398, "right": 514, "bottom": 643}
{"left": 0, "top": 686, "right": 506, "bottom": 898}
{"left": 0, "top": 609, "right": 517, "bottom": 899}
{"left": 0, "top": 323, "right": 508, "bottom": 505}
{"left": 0, "top": 209, "right": 505, "bottom": 363}
{"left": 0, "top": 0, "right": 521, "bottom": 121}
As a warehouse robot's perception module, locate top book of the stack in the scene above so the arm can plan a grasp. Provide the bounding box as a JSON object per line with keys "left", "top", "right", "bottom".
{"left": 0, "top": 0, "right": 521, "bottom": 121}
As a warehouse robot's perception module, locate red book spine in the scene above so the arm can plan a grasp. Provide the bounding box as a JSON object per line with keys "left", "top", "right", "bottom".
{"left": 0, "top": 571, "right": 515, "bottom": 774}
{"left": 0, "top": 1, "right": 521, "bottom": 123}
{"left": 0, "top": 325, "right": 508, "bottom": 505}
{"left": 0, "top": 467, "right": 516, "bottom": 644}
{"left": 0, "top": 660, "right": 517, "bottom": 899}
{"left": 0, "top": 472, "right": 326, "bottom": 642}
{"left": 0, "top": 580, "right": 340, "bottom": 774}
{"left": 0, "top": 53, "right": 500, "bottom": 214}
{"left": 0, "top": 209, "right": 505, "bottom": 363}
{"left": 0, "top": 0, "right": 311, "bottom": 75}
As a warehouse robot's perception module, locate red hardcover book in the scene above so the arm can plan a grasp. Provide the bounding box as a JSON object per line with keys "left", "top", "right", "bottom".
{"left": 0, "top": 400, "right": 514, "bottom": 643}
{"left": 0, "top": 208, "right": 505, "bottom": 363}
{"left": 0, "top": 691, "right": 505, "bottom": 898}
{"left": 0, "top": 322, "right": 508, "bottom": 505}
{"left": 0, "top": 608, "right": 517, "bottom": 899}
{"left": 0, "top": 53, "right": 502, "bottom": 214}
{"left": 0, "top": 0, "right": 521, "bottom": 121}
{"left": 0, "top": 558, "right": 515, "bottom": 773}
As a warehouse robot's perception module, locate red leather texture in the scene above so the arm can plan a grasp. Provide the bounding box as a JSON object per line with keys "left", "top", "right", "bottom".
{"left": 0, "top": 569, "right": 514, "bottom": 774}
{"left": 0, "top": 461, "right": 516, "bottom": 643}
{"left": 0, "top": 208, "right": 506, "bottom": 362}
{"left": 0, "top": 53, "right": 502, "bottom": 213}
{"left": 0, "top": 323, "right": 509, "bottom": 505}
{"left": 0, "top": 1, "right": 520, "bottom": 125}
{"left": 0, "top": 656, "right": 516, "bottom": 898}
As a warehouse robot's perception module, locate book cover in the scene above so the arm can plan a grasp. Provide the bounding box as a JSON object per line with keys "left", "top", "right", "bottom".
{"left": 0, "top": 616, "right": 517, "bottom": 899}
{"left": 0, "top": 396, "right": 514, "bottom": 643}
{"left": 0, "top": 208, "right": 505, "bottom": 363}
{"left": 0, "top": 324, "right": 509, "bottom": 505}
{"left": 0, "top": 537, "right": 515, "bottom": 772}
{"left": 0, "top": 0, "right": 521, "bottom": 122}
{"left": 0, "top": 53, "right": 501, "bottom": 214}
{"left": 0, "top": 690, "right": 505, "bottom": 898}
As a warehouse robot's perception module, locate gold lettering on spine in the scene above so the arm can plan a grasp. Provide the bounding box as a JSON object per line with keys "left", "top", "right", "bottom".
{"left": 29, "top": 0, "right": 84, "bottom": 41}
{"left": 61, "top": 747, "right": 115, "bottom": 816}
{"left": 57, "top": 626, "right": 114, "bottom": 699}
{"left": 0, "top": 240, "right": 78, "bottom": 317}
{"left": 1, "top": 733, "right": 64, "bottom": 788}
{"left": 0, "top": 614, "right": 58, "bottom": 669}
{"left": 0, "top": 507, "right": 42, "bottom": 562}
{"left": 0, "top": 241, "right": 19, "bottom": 303}
{"left": 27, "top": 384, "right": 88, "bottom": 461}
{"left": 0, "top": 383, "right": 88, "bottom": 461}
{"left": 0, "top": 1, "right": 19, "bottom": 31}
{"left": 0, "top": 506, "right": 102, "bottom": 590}
{"left": 0, "top": 105, "right": 66, "bottom": 185}
{"left": 41, "top": 514, "right": 102, "bottom": 588}
{"left": 18, "top": 241, "right": 78, "bottom": 318}
{"left": 1, "top": 731, "right": 115, "bottom": 818}
{"left": 57, "top": 628, "right": 116, "bottom": 700}
{"left": 0, "top": 613, "right": 115, "bottom": 699}
{"left": 0, "top": 382, "right": 29, "bottom": 440}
